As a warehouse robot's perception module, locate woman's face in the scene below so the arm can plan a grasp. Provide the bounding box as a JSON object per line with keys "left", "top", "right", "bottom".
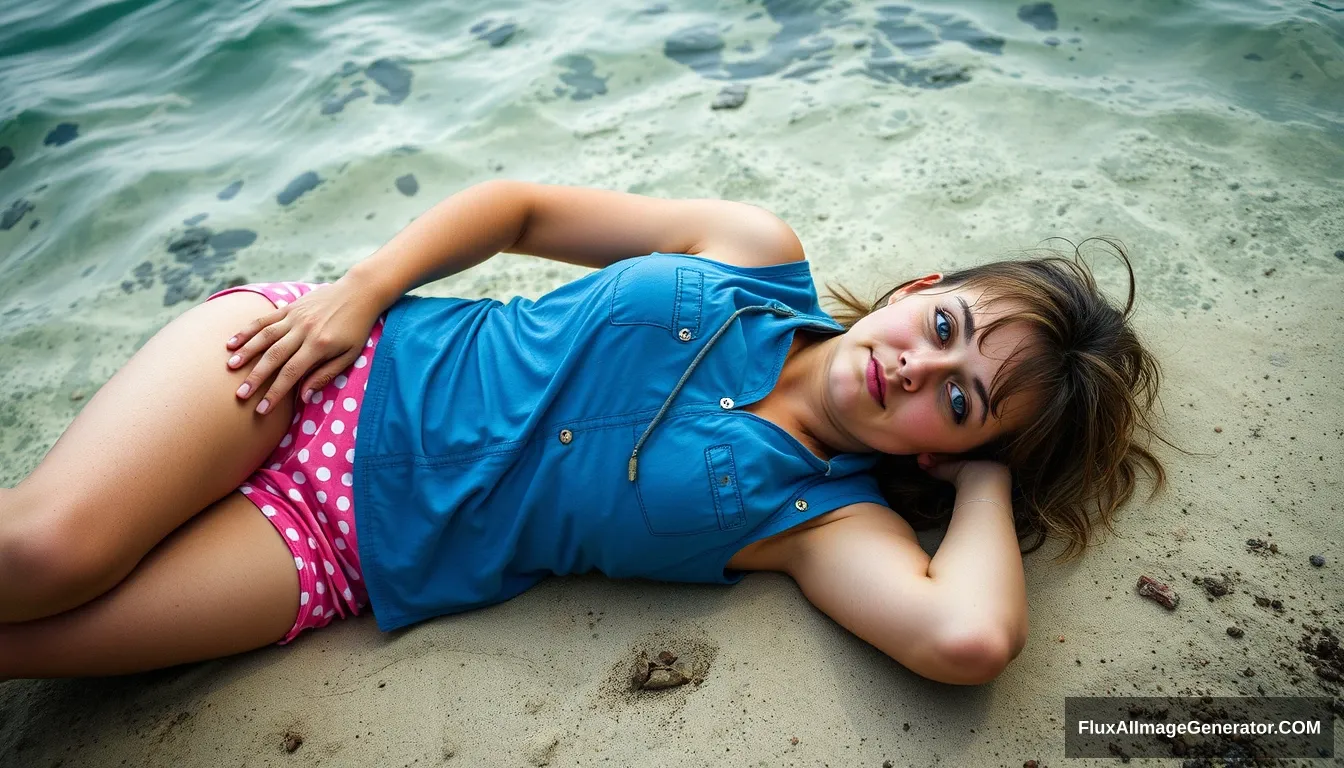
{"left": 825, "top": 276, "right": 1040, "bottom": 457}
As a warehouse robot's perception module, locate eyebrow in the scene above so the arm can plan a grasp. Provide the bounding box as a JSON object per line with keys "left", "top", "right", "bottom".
{"left": 956, "top": 295, "right": 990, "bottom": 426}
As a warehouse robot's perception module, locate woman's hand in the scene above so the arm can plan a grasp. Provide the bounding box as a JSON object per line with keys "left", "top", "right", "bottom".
{"left": 916, "top": 453, "right": 1011, "bottom": 489}
{"left": 224, "top": 278, "right": 386, "bottom": 414}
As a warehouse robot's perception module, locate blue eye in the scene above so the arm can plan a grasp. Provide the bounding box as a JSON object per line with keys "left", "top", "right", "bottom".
{"left": 935, "top": 309, "right": 952, "bottom": 344}
{"left": 949, "top": 383, "right": 967, "bottom": 423}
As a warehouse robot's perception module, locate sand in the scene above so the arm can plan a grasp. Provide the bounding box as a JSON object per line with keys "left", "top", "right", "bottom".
{"left": 3, "top": 23, "right": 1343, "bottom": 768}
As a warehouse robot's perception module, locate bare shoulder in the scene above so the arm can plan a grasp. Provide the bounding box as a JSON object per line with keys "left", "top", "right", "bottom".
{"left": 727, "top": 502, "right": 918, "bottom": 573}
{"left": 690, "top": 200, "right": 807, "bottom": 269}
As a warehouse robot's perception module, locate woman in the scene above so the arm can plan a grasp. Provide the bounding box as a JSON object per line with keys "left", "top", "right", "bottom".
{"left": 0, "top": 180, "right": 1163, "bottom": 684}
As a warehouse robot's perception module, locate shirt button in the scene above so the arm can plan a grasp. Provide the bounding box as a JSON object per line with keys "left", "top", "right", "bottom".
{"left": 558, "top": 428, "right": 574, "bottom": 445}
{"left": 678, "top": 328, "right": 692, "bottom": 341}
{"left": 719, "top": 397, "right": 735, "bottom": 410}
{"left": 794, "top": 499, "right": 809, "bottom": 511}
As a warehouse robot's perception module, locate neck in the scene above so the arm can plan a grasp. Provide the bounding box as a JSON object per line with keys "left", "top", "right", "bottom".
{"left": 768, "top": 331, "right": 870, "bottom": 459}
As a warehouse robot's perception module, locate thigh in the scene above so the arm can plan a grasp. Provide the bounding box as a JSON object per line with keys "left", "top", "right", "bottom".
{"left": 0, "top": 491, "right": 299, "bottom": 679}
{"left": 14, "top": 291, "right": 300, "bottom": 571}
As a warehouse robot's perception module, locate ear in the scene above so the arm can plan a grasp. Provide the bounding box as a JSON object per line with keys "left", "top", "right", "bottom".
{"left": 887, "top": 273, "right": 943, "bottom": 305}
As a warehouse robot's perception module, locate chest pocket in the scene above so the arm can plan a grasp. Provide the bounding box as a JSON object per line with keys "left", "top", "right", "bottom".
{"left": 610, "top": 258, "right": 704, "bottom": 341}
{"left": 632, "top": 420, "right": 745, "bottom": 536}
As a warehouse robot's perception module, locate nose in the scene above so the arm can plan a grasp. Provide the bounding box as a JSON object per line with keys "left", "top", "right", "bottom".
{"left": 896, "top": 348, "right": 955, "bottom": 391}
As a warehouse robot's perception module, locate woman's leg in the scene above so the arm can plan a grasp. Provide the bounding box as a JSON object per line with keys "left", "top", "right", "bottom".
{"left": 0, "top": 291, "right": 301, "bottom": 622}
{"left": 0, "top": 490, "right": 299, "bottom": 679}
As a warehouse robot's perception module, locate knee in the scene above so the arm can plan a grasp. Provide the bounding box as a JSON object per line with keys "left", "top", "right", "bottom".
{"left": 0, "top": 510, "right": 117, "bottom": 620}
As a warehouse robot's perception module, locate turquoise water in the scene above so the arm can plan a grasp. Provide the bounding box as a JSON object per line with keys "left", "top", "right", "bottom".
{"left": 1, "top": 0, "right": 1342, "bottom": 481}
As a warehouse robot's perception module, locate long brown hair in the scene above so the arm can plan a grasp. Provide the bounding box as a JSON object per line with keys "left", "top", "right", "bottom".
{"left": 824, "top": 237, "right": 1167, "bottom": 561}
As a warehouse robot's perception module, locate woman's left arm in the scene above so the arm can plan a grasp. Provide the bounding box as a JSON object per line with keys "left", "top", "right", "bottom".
{"left": 784, "top": 462, "right": 1028, "bottom": 685}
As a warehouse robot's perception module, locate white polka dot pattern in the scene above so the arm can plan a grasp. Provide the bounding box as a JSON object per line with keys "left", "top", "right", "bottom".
{"left": 205, "top": 280, "right": 378, "bottom": 646}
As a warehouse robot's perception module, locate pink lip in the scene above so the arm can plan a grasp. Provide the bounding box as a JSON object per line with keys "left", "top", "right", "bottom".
{"left": 867, "top": 353, "right": 886, "bottom": 408}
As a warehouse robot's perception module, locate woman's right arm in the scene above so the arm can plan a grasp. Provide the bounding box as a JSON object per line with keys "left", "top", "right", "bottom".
{"left": 347, "top": 179, "right": 806, "bottom": 312}
{"left": 225, "top": 180, "right": 803, "bottom": 413}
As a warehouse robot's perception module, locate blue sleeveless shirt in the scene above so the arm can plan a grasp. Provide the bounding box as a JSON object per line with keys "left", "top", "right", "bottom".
{"left": 352, "top": 253, "right": 885, "bottom": 632}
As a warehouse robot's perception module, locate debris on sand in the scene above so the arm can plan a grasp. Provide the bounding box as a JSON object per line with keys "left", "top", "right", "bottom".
{"left": 1136, "top": 575, "right": 1179, "bottom": 610}
{"left": 1297, "top": 627, "right": 1343, "bottom": 686}
{"left": 629, "top": 649, "right": 695, "bottom": 691}
{"left": 1196, "top": 574, "right": 1233, "bottom": 598}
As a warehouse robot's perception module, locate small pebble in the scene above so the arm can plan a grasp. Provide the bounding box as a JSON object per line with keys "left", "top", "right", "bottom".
{"left": 283, "top": 732, "right": 303, "bottom": 753}
{"left": 711, "top": 84, "right": 748, "bottom": 110}
{"left": 1227, "top": 626, "right": 1244, "bottom": 638}
{"left": 1310, "top": 555, "right": 1326, "bottom": 567}
{"left": 1335, "top": 250, "right": 1344, "bottom": 261}
{"left": 1213, "top": 426, "right": 1223, "bottom": 433}
{"left": 70, "top": 390, "right": 85, "bottom": 401}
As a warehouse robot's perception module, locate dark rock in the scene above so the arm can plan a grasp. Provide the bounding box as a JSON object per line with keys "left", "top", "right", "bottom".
{"left": 277, "top": 171, "right": 321, "bottom": 206}
{"left": 1044, "top": 36, "right": 1060, "bottom": 46}
{"left": 657, "top": 650, "right": 677, "bottom": 665}
{"left": 1017, "top": 3, "right": 1058, "bottom": 32}
{"left": 183, "top": 213, "right": 208, "bottom": 226}
{"left": 1, "top": 199, "right": 34, "bottom": 230}
{"left": 558, "top": 55, "right": 607, "bottom": 100}
{"left": 1201, "top": 574, "right": 1232, "bottom": 598}
{"left": 218, "top": 180, "right": 243, "bottom": 200}
{"left": 0, "top": 146, "right": 13, "bottom": 172}
{"left": 366, "top": 59, "right": 412, "bottom": 105}
{"left": 1227, "top": 626, "right": 1244, "bottom": 638}
{"left": 665, "top": 24, "right": 726, "bottom": 58}
{"left": 154, "top": 226, "right": 258, "bottom": 306}
{"left": 1244, "top": 53, "right": 1263, "bottom": 61}
{"left": 29, "top": 218, "right": 39, "bottom": 230}
{"left": 1311, "top": 555, "right": 1326, "bottom": 567}
{"left": 630, "top": 657, "right": 651, "bottom": 687}
{"left": 209, "top": 229, "right": 258, "bottom": 254}
{"left": 43, "top": 122, "right": 79, "bottom": 146}
{"left": 320, "top": 86, "right": 368, "bottom": 115}
{"left": 283, "top": 731, "right": 303, "bottom": 752}
{"left": 471, "top": 20, "right": 517, "bottom": 47}
{"left": 711, "top": 84, "right": 748, "bottom": 110}
{"left": 395, "top": 173, "right": 418, "bottom": 196}
{"left": 643, "top": 665, "right": 691, "bottom": 690}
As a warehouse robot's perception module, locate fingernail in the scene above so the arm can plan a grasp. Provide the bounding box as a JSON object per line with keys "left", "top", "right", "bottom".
{"left": 228, "top": 354, "right": 241, "bottom": 367}
{"left": 256, "top": 399, "right": 269, "bottom": 415}
{"left": 302, "top": 390, "right": 311, "bottom": 403}
{"left": 228, "top": 336, "right": 238, "bottom": 346}
{"left": 236, "top": 383, "right": 250, "bottom": 398}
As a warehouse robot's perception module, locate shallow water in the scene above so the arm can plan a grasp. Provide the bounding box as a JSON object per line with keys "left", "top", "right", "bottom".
{"left": 1, "top": 0, "right": 1342, "bottom": 482}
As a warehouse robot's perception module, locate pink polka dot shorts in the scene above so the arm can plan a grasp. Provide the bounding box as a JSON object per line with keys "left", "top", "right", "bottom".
{"left": 205, "top": 281, "right": 383, "bottom": 644}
